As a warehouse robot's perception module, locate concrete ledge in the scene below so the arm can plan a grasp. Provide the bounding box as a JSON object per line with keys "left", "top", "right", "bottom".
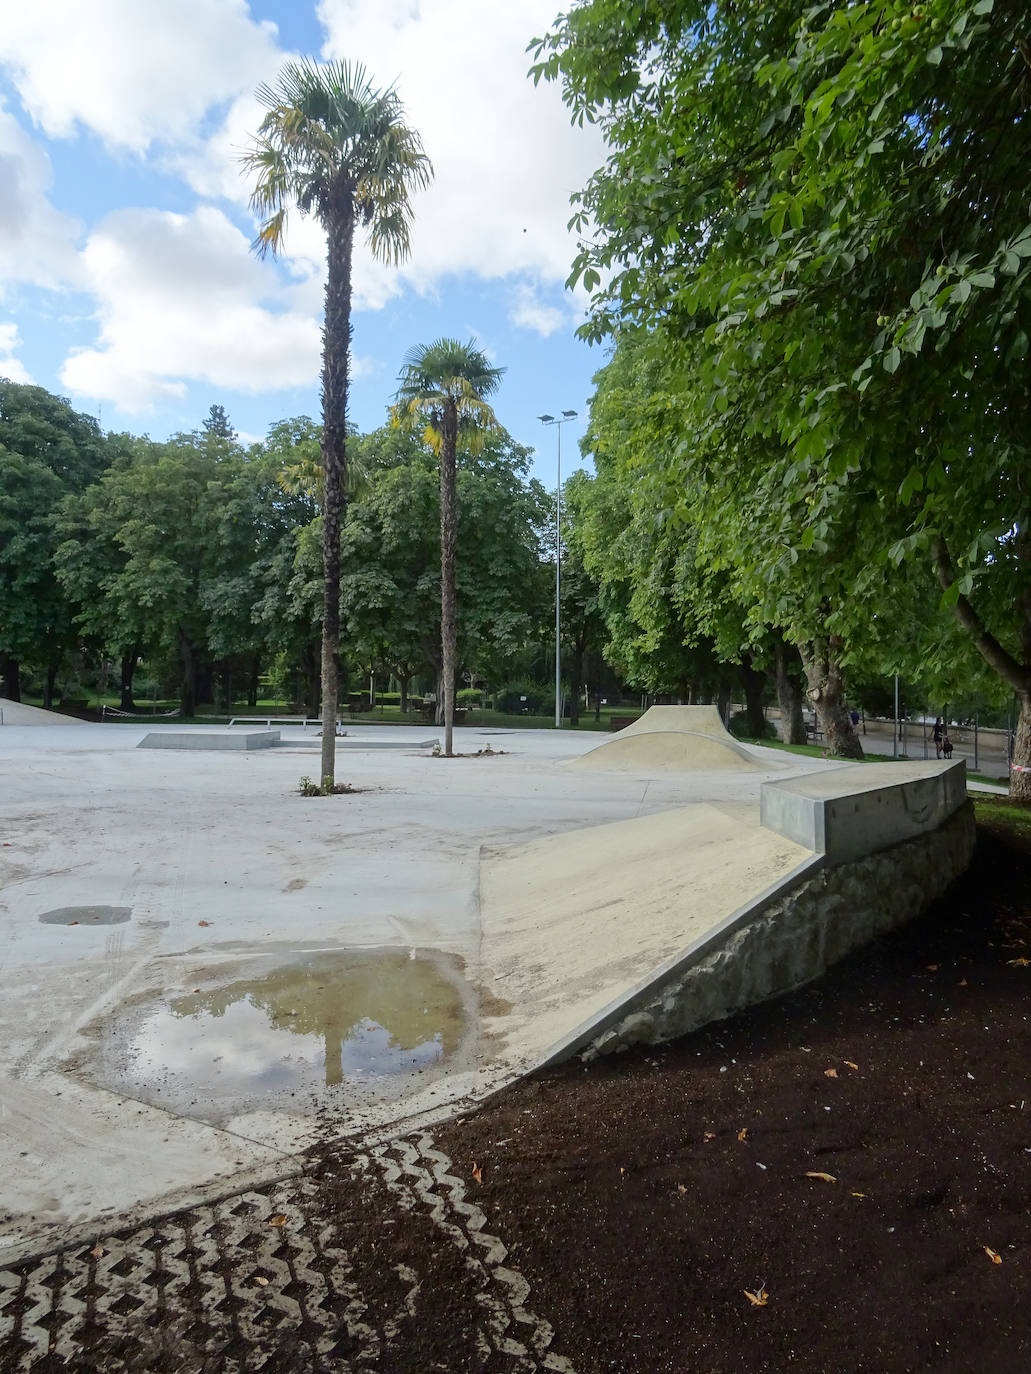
{"left": 574, "top": 801, "right": 975, "bottom": 1062}
{"left": 760, "top": 759, "right": 966, "bottom": 864}
{"left": 137, "top": 730, "right": 281, "bottom": 751}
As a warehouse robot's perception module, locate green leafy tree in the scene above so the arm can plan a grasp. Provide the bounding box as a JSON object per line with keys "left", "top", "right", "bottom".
{"left": 0, "top": 381, "right": 116, "bottom": 702}
{"left": 243, "top": 58, "right": 431, "bottom": 786}
{"left": 534, "top": 0, "right": 1030, "bottom": 786}
{"left": 202, "top": 404, "right": 237, "bottom": 441}
{"left": 392, "top": 339, "right": 506, "bottom": 755}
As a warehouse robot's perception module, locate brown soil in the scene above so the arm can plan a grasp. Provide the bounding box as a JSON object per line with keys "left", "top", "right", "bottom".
{"left": 4, "top": 799, "right": 1029, "bottom": 1373}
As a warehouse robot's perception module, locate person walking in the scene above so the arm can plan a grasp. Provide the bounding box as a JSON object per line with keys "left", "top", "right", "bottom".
{"left": 933, "top": 717, "right": 944, "bottom": 759}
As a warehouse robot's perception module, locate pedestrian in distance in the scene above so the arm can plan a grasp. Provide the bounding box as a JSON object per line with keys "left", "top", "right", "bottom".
{"left": 933, "top": 717, "right": 944, "bottom": 759}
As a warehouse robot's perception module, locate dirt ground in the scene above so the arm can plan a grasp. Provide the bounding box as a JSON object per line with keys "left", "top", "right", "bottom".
{"left": 2, "top": 796, "right": 1029, "bottom": 1373}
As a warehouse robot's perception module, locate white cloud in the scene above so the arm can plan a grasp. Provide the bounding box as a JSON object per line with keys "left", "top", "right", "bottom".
{"left": 1, "top": 0, "right": 281, "bottom": 154}
{"left": 0, "top": 323, "right": 34, "bottom": 384}
{"left": 172, "top": 1, "right": 605, "bottom": 308}
{"left": 508, "top": 282, "right": 573, "bottom": 338}
{"left": 0, "top": 102, "right": 82, "bottom": 294}
{"left": 315, "top": 0, "right": 606, "bottom": 295}
{"left": 59, "top": 207, "right": 323, "bottom": 412}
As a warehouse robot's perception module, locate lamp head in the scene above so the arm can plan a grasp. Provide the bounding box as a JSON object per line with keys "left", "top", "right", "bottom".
{"left": 537, "top": 413, "right": 555, "bottom": 423}
{"left": 562, "top": 409, "right": 578, "bottom": 418}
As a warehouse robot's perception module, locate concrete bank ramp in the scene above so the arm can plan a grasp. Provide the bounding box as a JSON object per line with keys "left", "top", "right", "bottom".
{"left": 480, "top": 759, "right": 970, "bottom": 1070}
{"left": 571, "top": 704, "right": 766, "bottom": 773}
{"left": 0, "top": 698, "right": 83, "bottom": 726}
{"left": 478, "top": 803, "right": 814, "bottom": 1067}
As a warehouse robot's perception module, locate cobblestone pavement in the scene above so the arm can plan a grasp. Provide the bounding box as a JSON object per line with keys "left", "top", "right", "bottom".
{"left": 0, "top": 1134, "right": 575, "bottom": 1373}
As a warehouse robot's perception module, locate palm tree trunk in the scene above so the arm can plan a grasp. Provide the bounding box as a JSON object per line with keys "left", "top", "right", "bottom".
{"left": 319, "top": 206, "right": 355, "bottom": 787}
{"left": 440, "top": 399, "right": 459, "bottom": 757}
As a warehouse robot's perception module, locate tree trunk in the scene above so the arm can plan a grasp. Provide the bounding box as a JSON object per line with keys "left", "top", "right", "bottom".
{"left": 1012, "top": 692, "right": 1031, "bottom": 802}
{"left": 774, "top": 636, "right": 807, "bottom": 745}
{"left": 399, "top": 674, "right": 411, "bottom": 713}
{"left": 0, "top": 655, "right": 21, "bottom": 702}
{"left": 439, "top": 398, "right": 459, "bottom": 757}
{"left": 247, "top": 654, "right": 260, "bottom": 709}
{"left": 179, "top": 630, "right": 197, "bottom": 718}
{"left": 740, "top": 656, "right": 766, "bottom": 737}
{"left": 716, "top": 683, "right": 731, "bottom": 725}
{"left": 43, "top": 665, "right": 58, "bottom": 710}
{"left": 799, "top": 638, "right": 864, "bottom": 759}
{"left": 119, "top": 646, "right": 139, "bottom": 712}
{"left": 930, "top": 534, "right": 1031, "bottom": 800}
{"left": 319, "top": 205, "right": 355, "bottom": 786}
{"left": 195, "top": 661, "right": 214, "bottom": 707}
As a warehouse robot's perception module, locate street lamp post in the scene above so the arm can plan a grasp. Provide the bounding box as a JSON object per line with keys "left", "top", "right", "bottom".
{"left": 538, "top": 409, "right": 578, "bottom": 728}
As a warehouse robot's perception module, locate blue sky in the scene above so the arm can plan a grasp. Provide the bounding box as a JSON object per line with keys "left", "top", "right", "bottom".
{"left": 0, "top": 0, "right": 609, "bottom": 486}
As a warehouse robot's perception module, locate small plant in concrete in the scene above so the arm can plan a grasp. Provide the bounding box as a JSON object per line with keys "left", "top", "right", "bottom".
{"left": 298, "top": 775, "right": 359, "bottom": 796}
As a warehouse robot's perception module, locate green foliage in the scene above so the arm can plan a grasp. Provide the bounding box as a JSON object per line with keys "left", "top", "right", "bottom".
{"left": 539, "top": 0, "right": 1031, "bottom": 781}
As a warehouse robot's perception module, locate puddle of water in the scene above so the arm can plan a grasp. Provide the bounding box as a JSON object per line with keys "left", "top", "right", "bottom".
{"left": 90, "top": 948, "right": 472, "bottom": 1121}
{"left": 39, "top": 905, "right": 132, "bottom": 925}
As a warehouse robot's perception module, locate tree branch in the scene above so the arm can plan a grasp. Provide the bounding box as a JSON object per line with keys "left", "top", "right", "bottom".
{"left": 930, "top": 533, "right": 1031, "bottom": 694}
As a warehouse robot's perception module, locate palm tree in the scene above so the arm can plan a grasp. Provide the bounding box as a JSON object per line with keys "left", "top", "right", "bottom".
{"left": 392, "top": 339, "right": 505, "bottom": 757}
{"left": 242, "top": 60, "right": 431, "bottom": 787}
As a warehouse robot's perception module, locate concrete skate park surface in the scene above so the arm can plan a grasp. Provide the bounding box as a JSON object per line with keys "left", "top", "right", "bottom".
{"left": 0, "top": 706, "right": 963, "bottom": 1260}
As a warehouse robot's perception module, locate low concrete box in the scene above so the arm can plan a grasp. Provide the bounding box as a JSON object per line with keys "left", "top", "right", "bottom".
{"left": 137, "top": 730, "right": 280, "bottom": 751}
{"left": 760, "top": 759, "right": 966, "bottom": 865}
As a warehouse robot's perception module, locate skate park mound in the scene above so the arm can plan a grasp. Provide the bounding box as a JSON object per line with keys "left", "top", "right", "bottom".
{"left": 572, "top": 705, "right": 767, "bottom": 773}
{"left": 0, "top": 698, "right": 83, "bottom": 726}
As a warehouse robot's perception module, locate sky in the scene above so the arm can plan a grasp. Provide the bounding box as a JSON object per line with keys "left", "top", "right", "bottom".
{"left": 0, "top": 0, "right": 610, "bottom": 487}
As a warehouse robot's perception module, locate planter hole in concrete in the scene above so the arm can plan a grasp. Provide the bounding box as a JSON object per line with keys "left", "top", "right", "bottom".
{"left": 39, "top": 906, "right": 132, "bottom": 925}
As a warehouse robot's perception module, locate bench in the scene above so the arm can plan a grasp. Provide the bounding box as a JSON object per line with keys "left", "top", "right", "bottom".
{"left": 805, "top": 721, "right": 824, "bottom": 743}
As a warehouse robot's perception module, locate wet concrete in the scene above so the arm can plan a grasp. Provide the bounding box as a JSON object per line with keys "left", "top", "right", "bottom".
{"left": 38, "top": 906, "right": 132, "bottom": 926}
{"left": 82, "top": 946, "right": 476, "bottom": 1125}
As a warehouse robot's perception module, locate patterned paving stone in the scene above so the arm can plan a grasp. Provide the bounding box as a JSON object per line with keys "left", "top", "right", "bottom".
{"left": 0, "top": 1138, "right": 575, "bottom": 1372}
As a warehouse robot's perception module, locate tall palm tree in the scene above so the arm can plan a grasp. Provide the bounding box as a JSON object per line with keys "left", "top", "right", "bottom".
{"left": 392, "top": 339, "right": 505, "bottom": 757}
{"left": 242, "top": 60, "right": 431, "bottom": 787}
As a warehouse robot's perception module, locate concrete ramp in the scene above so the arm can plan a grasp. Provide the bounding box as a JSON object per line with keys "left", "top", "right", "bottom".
{"left": 480, "top": 759, "right": 972, "bottom": 1068}
{"left": 478, "top": 804, "right": 814, "bottom": 1067}
{"left": 0, "top": 699, "right": 82, "bottom": 726}
{"left": 571, "top": 704, "right": 764, "bottom": 773}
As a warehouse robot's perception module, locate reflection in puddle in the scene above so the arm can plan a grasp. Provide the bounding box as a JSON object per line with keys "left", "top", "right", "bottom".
{"left": 98, "top": 949, "right": 470, "bottom": 1120}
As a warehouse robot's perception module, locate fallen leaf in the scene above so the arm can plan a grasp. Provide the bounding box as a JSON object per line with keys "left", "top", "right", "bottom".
{"left": 984, "top": 1247, "right": 1002, "bottom": 1265}
{"left": 90, "top": 1244, "right": 104, "bottom": 1259}
{"left": 805, "top": 1171, "right": 837, "bottom": 1183}
{"left": 844, "top": 1061, "right": 859, "bottom": 1071}
{"left": 254, "top": 1276, "right": 270, "bottom": 1287}
{"left": 268, "top": 1215, "right": 288, "bottom": 1228}
{"left": 824, "top": 1068, "right": 838, "bottom": 1078}
{"left": 703, "top": 1131, "right": 716, "bottom": 1142}
{"left": 744, "top": 1287, "right": 769, "bottom": 1307}
{"left": 677, "top": 1184, "right": 687, "bottom": 1195}
{"left": 959, "top": 978, "right": 969, "bottom": 987}
{"left": 198, "top": 920, "right": 211, "bottom": 927}
{"left": 1007, "top": 958, "right": 1030, "bottom": 967}
{"left": 472, "top": 1163, "right": 482, "bottom": 1184}
{"left": 927, "top": 964, "right": 939, "bottom": 972}
{"left": 737, "top": 1128, "right": 748, "bottom": 1142}
{"left": 850, "top": 1192, "right": 866, "bottom": 1198}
